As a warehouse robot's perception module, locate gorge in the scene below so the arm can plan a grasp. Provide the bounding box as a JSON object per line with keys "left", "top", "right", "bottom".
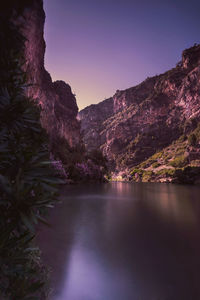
{"left": 2, "top": 1, "right": 200, "bottom": 299}
{"left": 8, "top": 0, "right": 200, "bottom": 184}
{"left": 79, "top": 44, "right": 200, "bottom": 183}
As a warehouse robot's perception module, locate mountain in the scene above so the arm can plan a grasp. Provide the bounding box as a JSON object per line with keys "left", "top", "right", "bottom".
{"left": 1, "top": 0, "right": 107, "bottom": 182}
{"left": 4, "top": 0, "right": 81, "bottom": 148}
{"left": 3, "top": 1, "right": 200, "bottom": 183}
{"left": 79, "top": 44, "right": 200, "bottom": 183}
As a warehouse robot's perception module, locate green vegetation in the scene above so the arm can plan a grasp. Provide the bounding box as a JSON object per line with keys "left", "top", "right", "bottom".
{"left": 156, "top": 168, "right": 176, "bottom": 177}
{"left": 151, "top": 151, "right": 163, "bottom": 160}
{"left": 130, "top": 168, "right": 143, "bottom": 176}
{"left": 178, "top": 134, "right": 186, "bottom": 142}
{"left": 188, "top": 133, "right": 197, "bottom": 146}
{"left": 187, "top": 123, "right": 200, "bottom": 146}
{"left": 152, "top": 162, "right": 161, "bottom": 168}
{"left": 0, "top": 11, "right": 62, "bottom": 299}
{"left": 142, "top": 170, "right": 153, "bottom": 182}
{"left": 128, "top": 121, "right": 200, "bottom": 183}
{"left": 128, "top": 120, "right": 200, "bottom": 182}
{"left": 131, "top": 168, "right": 154, "bottom": 182}
{"left": 51, "top": 136, "right": 108, "bottom": 181}
{"left": 169, "top": 155, "right": 188, "bottom": 168}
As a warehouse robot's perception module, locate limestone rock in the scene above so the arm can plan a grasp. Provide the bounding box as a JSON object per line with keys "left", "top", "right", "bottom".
{"left": 79, "top": 44, "right": 200, "bottom": 172}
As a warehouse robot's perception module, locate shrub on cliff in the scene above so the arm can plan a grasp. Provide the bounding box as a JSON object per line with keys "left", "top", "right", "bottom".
{"left": 169, "top": 155, "right": 188, "bottom": 168}
{"left": 156, "top": 168, "right": 176, "bottom": 177}
{"left": 88, "top": 149, "right": 108, "bottom": 169}
{"left": 51, "top": 136, "right": 85, "bottom": 165}
{"left": 51, "top": 136, "right": 108, "bottom": 181}
{"left": 188, "top": 133, "right": 197, "bottom": 146}
{"left": 152, "top": 162, "right": 161, "bottom": 168}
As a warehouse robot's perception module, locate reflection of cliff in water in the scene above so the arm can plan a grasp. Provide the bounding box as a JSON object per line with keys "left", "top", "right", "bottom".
{"left": 36, "top": 192, "right": 82, "bottom": 299}
{"left": 111, "top": 182, "right": 199, "bottom": 225}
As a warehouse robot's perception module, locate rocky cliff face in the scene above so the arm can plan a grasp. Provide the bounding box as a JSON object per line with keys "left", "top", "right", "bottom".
{"left": 78, "top": 97, "right": 113, "bottom": 150}
{"left": 1, "top": 0, "right": 107, "bottom": 182}
{"left": 14, "top": 0, "right": 80, "bottom": 148}
{"left": 79, "top": 44, "right": 200, "bottom": 173}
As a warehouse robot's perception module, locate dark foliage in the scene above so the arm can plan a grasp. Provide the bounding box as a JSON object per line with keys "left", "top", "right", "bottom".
{"left": 188, "top": 133, "right": 197, "bottom": 146}
{"left": 0, "top": 5, "right": 62, "bottom": 300}
{"left": 51, "top": 136, "right": 108, "bottom": 182}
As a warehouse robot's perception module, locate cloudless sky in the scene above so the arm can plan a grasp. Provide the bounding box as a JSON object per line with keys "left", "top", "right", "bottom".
{"left": 43, "top": 0, "right": 200, "bottom": 110}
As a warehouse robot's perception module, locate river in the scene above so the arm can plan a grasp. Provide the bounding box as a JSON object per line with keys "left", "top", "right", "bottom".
{"left": 37, "top": 182, "right": 200, "bottom": 300}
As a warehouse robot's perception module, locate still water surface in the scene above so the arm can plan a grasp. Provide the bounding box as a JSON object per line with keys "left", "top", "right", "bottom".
{"left": 38, "top": 182, "right": 200, "bottom": 300}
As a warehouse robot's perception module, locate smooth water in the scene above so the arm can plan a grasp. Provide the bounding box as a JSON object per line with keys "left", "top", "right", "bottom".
{"left": 37, "top": 182, "right": 200, "bottom": 300}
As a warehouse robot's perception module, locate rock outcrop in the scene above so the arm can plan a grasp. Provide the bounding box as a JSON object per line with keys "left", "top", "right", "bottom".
{"left": 1, "top": 0, "right": 108, "bottom": 182}
{"left": 3, "top": 1, "right": 200, "bottom": 182}
{"left": 11, "top": 0, "right": 81, "bottom": 148}
{"left": 79, "top": 44, "right": 200, "bottom": 174}
{"left": 78, "top": 97, "right": 113, "bottom": 150}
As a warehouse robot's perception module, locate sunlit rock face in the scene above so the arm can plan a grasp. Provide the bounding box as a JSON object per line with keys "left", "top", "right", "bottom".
{"left": 79, "top": 44, "right": 200, "bottom": 171}
{"left": 14, "top": 0, "right": 81, "bottom": 147}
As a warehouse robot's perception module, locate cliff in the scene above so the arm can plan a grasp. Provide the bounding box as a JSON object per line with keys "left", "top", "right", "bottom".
{"left": 8, "top": 0, "right": 81, "bottom": 148}
{"left": 0, "top": 0, "right": 107, "bottom": 182}
{"left": 78, "top": 97, "right": 113, "bottom": 150}
{"left": 79, "top": 44, "right": 200, "bottom": 180}
{"left": 3, "top": 1, "right": 200, "bottom": 183}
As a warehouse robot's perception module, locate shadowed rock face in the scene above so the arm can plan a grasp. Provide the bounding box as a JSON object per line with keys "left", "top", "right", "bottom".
{"left": 78, "top": 97, "right": 114, "bottom": 150}
{"left": 1, "top": 0, "right": 108, "bottom": 181}
{"left": 11, "top": 0, "right": 81, "bottom": 148}
{"left": 79, "top": 44, "right": 200, "bottom": 171}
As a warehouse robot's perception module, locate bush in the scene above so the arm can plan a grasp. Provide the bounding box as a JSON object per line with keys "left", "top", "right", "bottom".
{"left": 0, "top": 11, "right": 62, "bottom": 299}
{"left": 178, "top": 134, "right": 186, "bottom": 142}
{"left": 169, "top": 155, "right": 187, "bottom": 168}
{"left": 142, "top": 170, "right": 153, "bottom": 182}
{"left": 156, "top": 168, "right": 175, "bottom": 177}
{"left": 152, "top": 151, "right": 163, "bottom": 160}
{"left": 130, "top": 168, "right": 143, "bottom": 176}
{"left": 188, "top": 133, "right": 197, "bottom": 146}
{"left": 152, "top": 162, "right": 161, "bottom": 168}
{"left": 88, "top": 149, "right": 107, "bottom": 168}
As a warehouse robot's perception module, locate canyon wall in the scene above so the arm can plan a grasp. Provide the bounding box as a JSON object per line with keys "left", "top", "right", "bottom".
{"left": 79, "top": 44, "right": 200, "bottom": 173}
{"left": 2, "top": 1, "right": 200, "bottom": 181}
{"left": 1, "top": 0, "right": 107, "bottom": 182}
{"left": 10, "top": 0, "right": 81, "bottom": 148}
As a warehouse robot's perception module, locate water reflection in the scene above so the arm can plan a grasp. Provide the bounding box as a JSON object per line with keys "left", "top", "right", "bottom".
{"left": 37, "top": 183, "right": 200, "bottom": 300}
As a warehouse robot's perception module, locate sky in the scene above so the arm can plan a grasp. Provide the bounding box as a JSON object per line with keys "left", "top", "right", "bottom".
{"left": 43, "top": 0, "right": 200, "bottom": 110}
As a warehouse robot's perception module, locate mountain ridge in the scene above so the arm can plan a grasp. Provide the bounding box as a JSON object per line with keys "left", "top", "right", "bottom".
{"left": 79, "top": 44, "right": 200, "bottom": 182}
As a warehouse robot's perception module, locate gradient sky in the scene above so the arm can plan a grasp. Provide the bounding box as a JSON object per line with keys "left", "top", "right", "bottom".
{"left": 43, "top": 0, "right": 200, "bottom": 110}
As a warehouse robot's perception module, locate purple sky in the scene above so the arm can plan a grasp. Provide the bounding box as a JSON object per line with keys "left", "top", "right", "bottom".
{"left": 44, "top": 0, "right": 200, "bottom": 110}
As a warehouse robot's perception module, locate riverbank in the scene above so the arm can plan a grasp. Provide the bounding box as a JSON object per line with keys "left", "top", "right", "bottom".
{"left": 111, "top": 166, "right": 200, "bottom": 184}
{"left": 110, "top": 131, "right": 200, "bottom": 184}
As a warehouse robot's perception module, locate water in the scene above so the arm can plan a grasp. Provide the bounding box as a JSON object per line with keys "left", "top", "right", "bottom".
{"left": 37, "top": 182, "right": 200, "bottom": 300}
